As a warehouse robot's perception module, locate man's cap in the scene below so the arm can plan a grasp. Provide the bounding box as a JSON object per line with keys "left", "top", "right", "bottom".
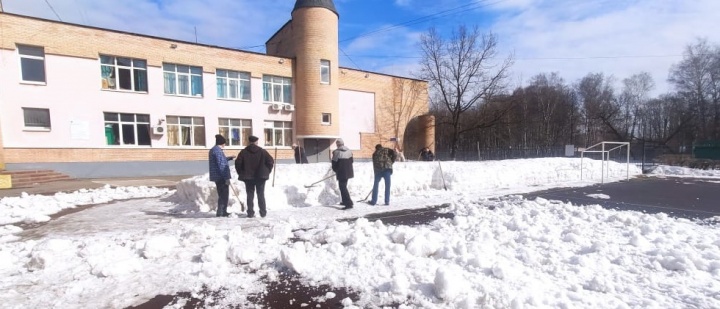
{"left": 215, "top": 134, "right": 226, "bottom": 145}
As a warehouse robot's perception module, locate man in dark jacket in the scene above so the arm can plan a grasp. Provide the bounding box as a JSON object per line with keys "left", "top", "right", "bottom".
{"left": 331, "top": 138, "right": 354, "bottom": 209}
{"left": 235, "top": 135, "right": 274, "bottom": 218}
{"left": 369, "top": 144, "right": 396, "bottom": 206}
{"left": 208, "top": 134, "right": 234, "bottom": 217}
{"left": 292, "top": 143, "right": 309, "bottom": 164}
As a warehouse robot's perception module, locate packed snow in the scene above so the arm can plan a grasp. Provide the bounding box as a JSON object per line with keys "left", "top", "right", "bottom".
{"left": 1, "top": 158, "right": 719, "bottom": 308}
{"left": 586, "top": 193, "right": 611, "bottom": 199}
{"left": 651, "top": 165, "right": 720, "bottom": 178}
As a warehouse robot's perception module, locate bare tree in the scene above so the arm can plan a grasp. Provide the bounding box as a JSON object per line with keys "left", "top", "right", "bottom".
{"left": 669, "top": 39, "right": 720, "bottom": 141}
{"left": 418, "top": 25, "right": 513, "bottom": 159}
{"left": 619, "top": 72, "right": 655, "bottom": 141}
{"left": 576, "top": 73, "right": 617, "bottom": 145}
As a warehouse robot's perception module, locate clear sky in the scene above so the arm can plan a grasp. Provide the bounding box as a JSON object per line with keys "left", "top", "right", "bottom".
{"left": 4, "top": 0, "right": 719, "bottom": 94}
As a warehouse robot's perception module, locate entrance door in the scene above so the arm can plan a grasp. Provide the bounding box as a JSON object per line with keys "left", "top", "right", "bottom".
{"left": 303, "top": 138, "right": 332, "bottom": 163}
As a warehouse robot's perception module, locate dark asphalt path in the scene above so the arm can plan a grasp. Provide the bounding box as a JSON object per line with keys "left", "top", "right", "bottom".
{"left": 523, "top": 176, "right": 720, "bottom": 220}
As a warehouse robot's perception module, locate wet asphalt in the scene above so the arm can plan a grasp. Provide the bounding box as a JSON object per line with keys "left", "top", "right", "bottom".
{"left": 523, "top": 176, "right": 720, "bottom": 220}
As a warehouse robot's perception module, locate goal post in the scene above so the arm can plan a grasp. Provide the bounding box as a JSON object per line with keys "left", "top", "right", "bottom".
{"left": 580, "top": 141, "right": 630, "bottom": 183}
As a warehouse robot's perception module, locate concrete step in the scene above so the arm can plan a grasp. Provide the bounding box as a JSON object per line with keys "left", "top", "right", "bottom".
{"left": 0, "top": 170, "right": 73, "bottom": 189}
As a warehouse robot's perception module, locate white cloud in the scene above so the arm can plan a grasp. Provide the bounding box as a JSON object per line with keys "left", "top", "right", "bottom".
{"left": 490, "top": 0, "right": 720, "bottom": 94}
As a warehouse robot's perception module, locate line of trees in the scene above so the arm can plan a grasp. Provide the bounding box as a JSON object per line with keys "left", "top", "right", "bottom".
{"left": 419, "top": 25, "right": 720, "bottom": 160}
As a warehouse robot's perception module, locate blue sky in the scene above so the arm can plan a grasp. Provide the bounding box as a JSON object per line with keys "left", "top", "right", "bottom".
{"left": 4, "top": 0, "right": 719, "bottom": 94}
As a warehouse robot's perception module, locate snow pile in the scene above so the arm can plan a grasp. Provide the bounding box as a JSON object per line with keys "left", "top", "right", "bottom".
{"left": 0, "top": 185, "right": 170, "bottom": 225}
{"left": 175, "top": 158, "right": 640, "bottom": 213}
{"left": 651, "top": 165, "right": 720, "bottom": 178}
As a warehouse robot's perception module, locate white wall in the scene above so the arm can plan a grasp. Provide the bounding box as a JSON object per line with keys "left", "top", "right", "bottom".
{"left": 0, "top": 51, "right": 292, "bottom": 151}
{"left": 339, "top": 89, "right": 375, "bottom": 150}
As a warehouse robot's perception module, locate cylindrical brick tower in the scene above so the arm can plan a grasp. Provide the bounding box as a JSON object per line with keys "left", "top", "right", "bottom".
{"left": 291, "top": 0, "right": 340, "bottom": 139}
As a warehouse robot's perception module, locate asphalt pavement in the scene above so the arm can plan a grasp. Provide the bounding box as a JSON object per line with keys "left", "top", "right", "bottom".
{"left": 523, "top": 176, "right": 720, "bottom": 220}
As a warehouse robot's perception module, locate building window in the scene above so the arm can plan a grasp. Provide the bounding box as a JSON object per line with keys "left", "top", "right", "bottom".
{"left": 219, "top": 118, "right": 252, "bottom": 147}
{"left": 23, "top": 107, "right": 51, "bottom": 129}
{"left": 217, "top": 69, "right": 251, "bottom": 100}
{"left": 320, "top": 59, "right": 330, "bottom": 84}
{"left": 167, "top": 116, "right": 205, "bottom": 146}
{"left": 321, "top": 113, "right": 331, "bottom": 125}
{"left": 103, "top": 112, "right": 151, "bottom": 146}
{"left": 163, "top": 63, "right": 203, "bottom": 97}
{"left": 100, "top": 55, "right": 148, "bottom": 92}
{"left": 18, "top": 45, "right": 46, "bottom": 83}
{"left": 262, "top": 75, "right": 292, "bottom": 103}
{"left": 264, "top": 121, "right": 292, "bottom": 147}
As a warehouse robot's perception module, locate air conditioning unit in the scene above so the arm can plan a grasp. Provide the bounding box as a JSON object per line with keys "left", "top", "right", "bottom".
{"left": 271, "top": 103, "right": 283, "bottom": 111}
{"left": 284, "top": 104, "right": 295, "bottom": 111}
{"left": 152, "top": 125, "right": 166, "bottom": 135}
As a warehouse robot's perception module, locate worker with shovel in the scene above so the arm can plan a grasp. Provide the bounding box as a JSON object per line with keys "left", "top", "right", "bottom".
{"left": 208, "top": 134, "right": 235, "bottom": 217}
{"left": 235, "top": 135, "right": 274, "bottom": 218}
{"left": 332, "top": 138, "right": 354, "bottom": 210}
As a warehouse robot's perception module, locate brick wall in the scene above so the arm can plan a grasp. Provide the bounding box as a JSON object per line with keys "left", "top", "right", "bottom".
{"left": 4, "top": 147, "right": 296, "bottom": 163}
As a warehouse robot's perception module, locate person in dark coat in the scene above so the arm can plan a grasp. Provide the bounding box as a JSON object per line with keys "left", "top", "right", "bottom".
{"left": 331, "top": 138, "right": 354, "bottom": 209}
{"left": 292, "top": 143, "right": 309, "bottom": 164}
{"left": 235, "top": 135, "right": 274, "bottom": 218}
{"left": 420, "top": 147, "right": 435, "bottom": 161}
{"left": 369, "top": 144, "right": 396, "bottom": 206}
{"left": 208, "top": 134, "right": 234, "bottom": 217}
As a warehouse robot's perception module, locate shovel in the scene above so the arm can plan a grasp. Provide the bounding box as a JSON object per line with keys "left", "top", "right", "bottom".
{"left": 229, "top": 182, "right": 246, "bottom": 212}
{"left": 304, "top": 174, "right": 336, "bottom": 188}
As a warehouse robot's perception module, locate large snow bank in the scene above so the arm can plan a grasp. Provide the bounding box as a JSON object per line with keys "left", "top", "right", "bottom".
{"left": 651, "top": 165, "right": 720, "bottom": 178}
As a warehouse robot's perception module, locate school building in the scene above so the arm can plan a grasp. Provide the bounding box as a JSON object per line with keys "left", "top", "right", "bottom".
{"left": 0, "top": 0, "right": 434, "bottom": 186}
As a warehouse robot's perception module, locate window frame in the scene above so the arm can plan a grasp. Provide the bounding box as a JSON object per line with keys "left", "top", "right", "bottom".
{"left": 321, "top": 113, "right": 332, "bottom": 126}
{"left": 218, "top": 118, "right": 252, "bottom": 147}
{"left": 163, "top": 63, "right": 204, "bottom": 97}
{"left": 263, "top": 121, "right": 293, "bottom": 147}
{"left": 100, "top": 55, "right": 148, "bottom": 93}
{"left": 166, "top": 115, "right": 206, "bottom": 147}
{"left": 262, "top": 75, "right": 292, "bottom": 104}
{"left": 320, "top": 59, "right": 330, "bottom": 84}
{"left": 18, "top": 44, "right": 46, "bottom": 84}
{"left": 22, "top": 107, "right": 51, "bottom": 131}
{"left": 216, "top": 69, "right": 252, "bottom": 101}
{"left": 103, "top": 112, "right": 152, "bottom": 146}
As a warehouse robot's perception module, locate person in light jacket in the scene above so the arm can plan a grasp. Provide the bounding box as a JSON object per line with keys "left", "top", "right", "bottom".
{"left": 208, "top": 134, "right": 234, "bottom": 217}
{"left": 235, "top": 135, "right": 274, "bottom": 218}
{"left": 331, "top": 138, "right": 354, "bottom": 209}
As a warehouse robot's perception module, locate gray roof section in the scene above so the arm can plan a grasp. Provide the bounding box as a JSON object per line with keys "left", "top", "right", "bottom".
{"left": 293, "top": 0, "right": 339, "bottom": 17}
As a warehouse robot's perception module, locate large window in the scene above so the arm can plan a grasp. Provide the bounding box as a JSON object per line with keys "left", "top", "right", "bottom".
{"left": 219, "top": 118, "right": 252, "bottom": 147}
{"left": 100, "top": 55, "right": 148, "bottom": 92}
{"left": 18, "top": 45, "right": 46, "bottom": 83}
{"left": 320, "top": 59, "right": 330, "bottom": 84}
{"left": 103, "top": 112, "right": 151, "bottom": 146}
{"left": 23, "top": 107, "right": 51, "bottom": 129}
{"left": 167, "top": 116, "right": 205, "bottom": 146}
{"left": 262, "top": 75, "right": 292, "bottom": 103}
{"left": 217, "top": 69, "right": 251, "bottom": 100}
{"left": 163, "top": 63, "right": 203, "bottom": 97}
{"left": 264, "top": 121, "right": 292, "bottom": 147}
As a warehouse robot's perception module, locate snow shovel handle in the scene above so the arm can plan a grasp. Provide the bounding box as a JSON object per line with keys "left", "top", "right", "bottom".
{"left": 305, "top": 174, "right": 336, "bottom": 187}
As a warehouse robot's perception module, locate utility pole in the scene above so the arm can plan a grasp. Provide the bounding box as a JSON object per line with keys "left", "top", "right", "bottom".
{"left": 0, "top": 0, "right": 4, "bottom": 12}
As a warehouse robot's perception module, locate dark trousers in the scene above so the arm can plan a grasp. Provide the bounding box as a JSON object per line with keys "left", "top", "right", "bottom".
{"left": 338, "top": 178, "right": 353, "bottom": 207}
{"left": 243, "top": 179, "right": 267, "bottom": 217}
{"left": 215, "top": 180, "right": 229, "bottom": 217}
{"left": 371, "top": 169, "right": 392, "bottom": 205}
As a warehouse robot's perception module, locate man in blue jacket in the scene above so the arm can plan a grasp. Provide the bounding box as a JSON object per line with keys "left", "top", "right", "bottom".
{"left": 208, "top": 134, "right": 234, "bottom": 217}
{"left": 332, "top": 138, "right": 354, "bottom": 209}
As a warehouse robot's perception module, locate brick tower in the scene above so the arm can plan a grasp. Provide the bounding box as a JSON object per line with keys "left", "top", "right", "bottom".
{"left": 266, "top": 0, "right": 340, "bottom": 162}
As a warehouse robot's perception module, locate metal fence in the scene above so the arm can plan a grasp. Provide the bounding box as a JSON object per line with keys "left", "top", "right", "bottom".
{"left": 433, "top": 146, "right": 567, "bottom": 161}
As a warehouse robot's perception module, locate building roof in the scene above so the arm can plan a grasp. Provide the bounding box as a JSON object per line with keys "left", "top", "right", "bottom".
{"left": 293, "top": 0, "right": 339, "bottom": 17}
